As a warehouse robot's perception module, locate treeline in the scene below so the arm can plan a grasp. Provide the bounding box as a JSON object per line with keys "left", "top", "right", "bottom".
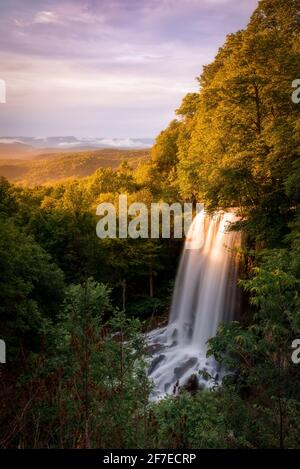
{"left": 1, "top": 0, "right": 300, "bottom": 448}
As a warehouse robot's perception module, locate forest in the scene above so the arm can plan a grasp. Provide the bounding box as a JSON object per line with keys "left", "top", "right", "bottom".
{"left": 1, "top": 0, "right": 300, "bottom": 449}
{"left": 0, "top": 148, "right": 149, "bottom": 185}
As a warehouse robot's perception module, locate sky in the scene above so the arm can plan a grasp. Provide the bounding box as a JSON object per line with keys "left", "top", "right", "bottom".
{"left": 0, "top": 0, "right": 259, "bottom": 138}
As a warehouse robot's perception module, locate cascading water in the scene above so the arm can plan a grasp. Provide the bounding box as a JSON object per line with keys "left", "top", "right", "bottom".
{"left": 148, "top": 210, "right": 241, "bottom": 399}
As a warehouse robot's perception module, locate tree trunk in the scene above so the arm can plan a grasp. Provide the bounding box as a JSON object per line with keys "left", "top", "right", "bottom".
{"left": 149, "top": 262, "right": 154, "bottom": 298}
{"left": 254, "top": 83, "right": 262, "bottom": 135}
{"left": 122, "top": 278, "right": 126, "bottom": 311}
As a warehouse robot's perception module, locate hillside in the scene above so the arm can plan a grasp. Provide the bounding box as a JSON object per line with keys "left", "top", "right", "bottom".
{"left": 0, "top": 148, "right": 150, "bottom": 185}
{"left": 0, "top": 142, "right": 35, "bottom": 159}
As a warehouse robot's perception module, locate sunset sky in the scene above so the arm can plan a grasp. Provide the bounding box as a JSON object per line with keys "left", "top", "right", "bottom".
{"left": 0, "top": 0, "right": 258, "bottom": 138}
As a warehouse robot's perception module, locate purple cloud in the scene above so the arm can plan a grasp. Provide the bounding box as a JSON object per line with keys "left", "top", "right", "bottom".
{"left": 0, "top": 0, "right": 259, "bottom": 137}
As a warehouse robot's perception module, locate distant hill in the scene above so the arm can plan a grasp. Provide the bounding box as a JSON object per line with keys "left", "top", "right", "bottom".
{"left": 0, "top": 137, "right": 153, "bottom": 156}
{"left": 0, "top": 148, "right": 150, "bottom": 186}
{"left": 0, "top": 141, "right": 35, "bottom": 159}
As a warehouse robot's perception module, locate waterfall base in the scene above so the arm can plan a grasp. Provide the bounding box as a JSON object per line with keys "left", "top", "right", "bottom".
{"left": 147, "top": 325, "right": 222, "bottom": 400}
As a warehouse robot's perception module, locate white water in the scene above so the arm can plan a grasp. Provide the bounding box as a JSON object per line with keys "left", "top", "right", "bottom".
{"left": 148, "top": 210, "right": 241, "bottom": 399}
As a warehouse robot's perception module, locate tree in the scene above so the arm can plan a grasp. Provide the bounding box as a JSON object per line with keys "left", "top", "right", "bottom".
{"left": 0, "top": 217, "right": 65, "bottom": 360}
{"left": 2, "top": 279, "right": 151, "bottom": 448}
{"left": 208, "top": 246, "right": 300, "bottom": 448}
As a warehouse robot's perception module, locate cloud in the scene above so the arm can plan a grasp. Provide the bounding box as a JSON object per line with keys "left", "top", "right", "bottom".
{"left": 0, "top": 0, "right": 259, "bottom": 137}
{"left": 115, "top": 54, "right": 168, "bottom": 64}
{"left": 0, "top": 138, "right": 24, "bottom": 144}
{"left": 33, "top": 11, "right": 59, "bottom": 25}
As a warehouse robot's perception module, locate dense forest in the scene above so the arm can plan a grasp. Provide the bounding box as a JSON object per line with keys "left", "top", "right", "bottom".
{"left": 1, "top": 0, "right": 300, "bottom": 449}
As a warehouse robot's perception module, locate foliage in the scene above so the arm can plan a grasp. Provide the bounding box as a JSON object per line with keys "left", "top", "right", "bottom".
{"left": 0, "top": 215, "right": 65, "bottom": 360}
{"left": 1, "top": 0, "right": 300, "bottom": 449}
{"left": 1, "top": 280, "right": 151, "bottom": 448}
{"left": 208, "top": 246, "right": 300, "bottom": 448}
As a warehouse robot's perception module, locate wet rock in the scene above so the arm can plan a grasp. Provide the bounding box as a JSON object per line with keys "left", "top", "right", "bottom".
{"left": 172, "top": 380, "right": 180, "bottom": 396}
{"left": 183, "top": 374, "right": 200, "bottom": 395}
{"left": 145, "top": 343, "right": 164, "bottom": 355}
{"left": 169, "top": 340, "right": 178, "bottom": 347}
{"left": 174, "top": 357, "right": 197, "bottom": 380}
{"left": 148, "top": 354, "right": 166, "bottom": 375}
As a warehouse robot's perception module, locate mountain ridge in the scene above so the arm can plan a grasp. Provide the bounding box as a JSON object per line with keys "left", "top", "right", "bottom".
{"left": 0, "top": 148, "right": 150, "bottom": 186}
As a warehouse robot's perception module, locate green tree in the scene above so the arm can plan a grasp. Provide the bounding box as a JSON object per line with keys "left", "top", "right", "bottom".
{"left": 0, "top": 217, "right": 65, "bottom": 360}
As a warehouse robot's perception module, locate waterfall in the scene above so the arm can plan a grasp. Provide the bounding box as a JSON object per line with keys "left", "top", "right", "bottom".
{"left": 148, "top": 210, "right": 241, "bottom": 399}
